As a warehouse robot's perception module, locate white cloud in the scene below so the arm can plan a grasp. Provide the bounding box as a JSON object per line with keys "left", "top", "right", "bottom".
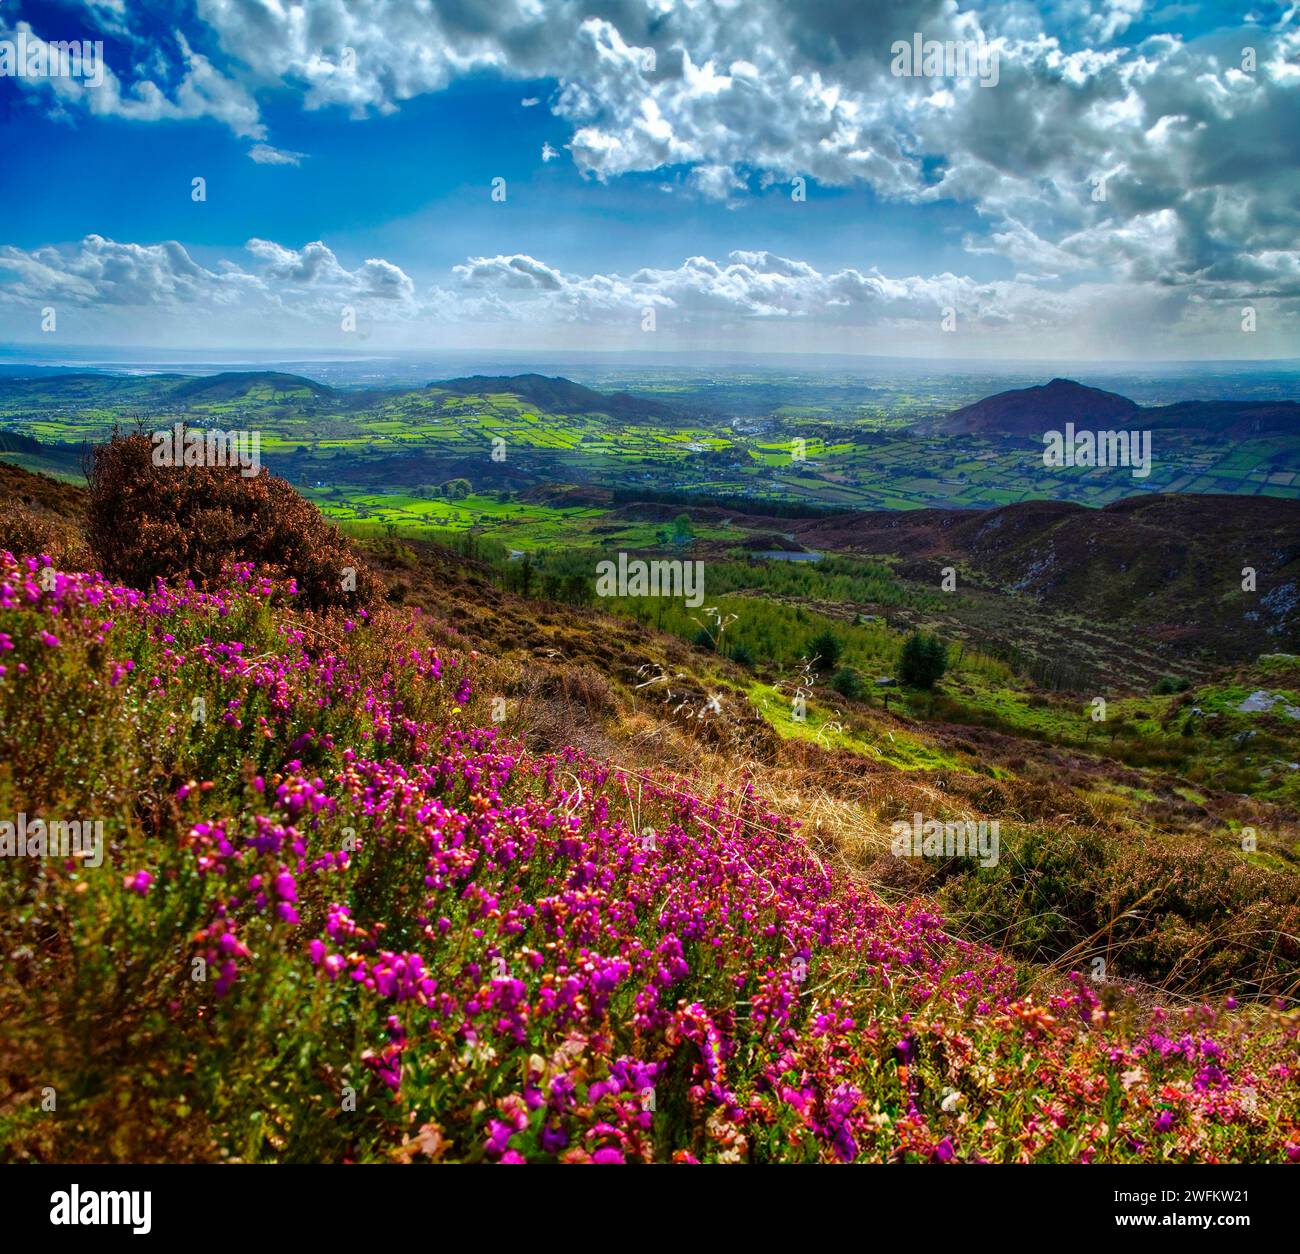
{"left": 248, "top": 143, "right": 307, "bottom": 165}
{"left": 8, "top": 2, "right": 1295, "bottom": 316}
{"left": 179, "top": 1, "right": 1298, "bottom": 303}
{"left": 1, "top": 234, "right": 1294, "bottom": 356}
{"left": 0, "top": 235, "right": 416, "bottom": 316}
{"left": 1, "top": 20, "right": 264, "bottom": 138}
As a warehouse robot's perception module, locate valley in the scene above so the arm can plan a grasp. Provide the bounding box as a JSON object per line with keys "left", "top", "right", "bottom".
{"left": 2, "top": 364, "right": 1298, "bottom": 1165}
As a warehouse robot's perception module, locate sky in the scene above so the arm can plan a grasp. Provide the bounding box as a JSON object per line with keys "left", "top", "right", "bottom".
{"left": 0, "top": 0, "right": 1297, "bottom": 360}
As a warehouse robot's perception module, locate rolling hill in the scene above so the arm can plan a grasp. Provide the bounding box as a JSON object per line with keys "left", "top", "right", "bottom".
{"left": 168, "top": 371, "right": 337, "bottom": 402}
{"left": 429, "top": 373, "right": 683, "bottom": 423}
{"left": 923, "top": 376, "right": 1300, "bottom": 438}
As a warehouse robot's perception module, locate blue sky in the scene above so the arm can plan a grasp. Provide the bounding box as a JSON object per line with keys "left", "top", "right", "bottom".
{"left": 0, "top": 0, "right": 1297, "bottom": 359}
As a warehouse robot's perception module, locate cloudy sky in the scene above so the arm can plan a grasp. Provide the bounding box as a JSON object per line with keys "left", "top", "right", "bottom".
{"left": 0, "top": 0, "right": 1297, "bottom": 359}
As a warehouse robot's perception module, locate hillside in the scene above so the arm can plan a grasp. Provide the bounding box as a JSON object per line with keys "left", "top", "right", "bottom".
{"left": 2, "top": 367, "right": 1296, "bottom": 513}
{"left": 169, "top": 371, "right": 337, "bottom": 402}
{"left": 2, "top": 457, "right": 1300, "bottom": 1164}
{"left": 925, "top": 378, "right": 1140, "bottom": 435}
{"left": 429, "top": 373, "right": 681, "bottom": 423}
{"left": 797, "top": 493, "right": 1300, "bottom": 664}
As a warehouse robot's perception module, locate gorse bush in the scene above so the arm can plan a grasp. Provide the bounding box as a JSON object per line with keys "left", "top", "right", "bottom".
{"left": 86, "top": 428, "right": 383, "bottom": 611}
{"left": 2, "top": 550, "right": 1299, "bottom": 1164}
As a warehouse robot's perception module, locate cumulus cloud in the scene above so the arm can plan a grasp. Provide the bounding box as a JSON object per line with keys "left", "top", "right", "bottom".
{"left": 1, "top": 234, "right": 1293, "bottom": 355}
{"left": 1, "top": 20, "right": 263, "bottom": 138}
{"left": 447, "top": 249, "right": 1053, "bottom": 328}
{"left": 8, "top": 2, "right": 1296, "bottom": 317}
{"left": 175, "top": 0, "right": 1297, "bottom": 303}
{"left": 0, "top": 235, "right": 416, "bottom": 317}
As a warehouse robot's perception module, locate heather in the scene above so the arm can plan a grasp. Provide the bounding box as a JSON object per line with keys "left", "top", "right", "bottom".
{"left": 1, "top": 550, "right": 1298, "bottom": 1163}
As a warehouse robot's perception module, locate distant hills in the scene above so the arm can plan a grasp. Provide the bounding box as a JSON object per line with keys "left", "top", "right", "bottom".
{"left": 924, "top": 377, "right": 1299, "bottom": 438}
{"left": 428, "top": 373, "right": 681, "bottom": 423}
{"left": 170, "top": 371, "right": 336, "bottom": 401}
{"left": 0, "top": 370, "right": 336, "bottom": 406}
{"left": 0, "top": 368, "right": 681, "bottom": 424}
{"left": 932, "top": 378, "right": 1139, "bottom": 435}
{"left": 1, "top": 369, "right": 1293, "bottom": 439}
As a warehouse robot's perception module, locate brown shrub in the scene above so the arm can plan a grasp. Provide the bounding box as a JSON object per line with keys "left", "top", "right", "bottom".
{"left": 0, "top": 503, "right": 89, "bottom": 569}
{"left": 85, "top": 429, "right": 382, "bottom": 609}
{"left": 536, "top": 663, "right": 615, "bottom": 715}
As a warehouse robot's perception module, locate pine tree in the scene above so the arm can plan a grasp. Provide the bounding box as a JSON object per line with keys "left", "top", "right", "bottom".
{"left": 898, "top": 632, "right": 947, "bottom": 689}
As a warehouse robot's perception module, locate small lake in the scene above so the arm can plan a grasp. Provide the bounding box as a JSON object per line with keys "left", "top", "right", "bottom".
{"left": 753, "top": 550, "right": 823, "bottom": 562}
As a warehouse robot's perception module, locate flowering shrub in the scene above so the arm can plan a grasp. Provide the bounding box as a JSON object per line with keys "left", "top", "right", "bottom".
{"left": 1, "top": 550, "right": 1297, "bottom": 1163}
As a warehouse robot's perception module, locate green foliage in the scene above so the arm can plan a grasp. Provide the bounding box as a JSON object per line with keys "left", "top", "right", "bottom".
{"left": 831, "top": 665, "right": 864, "bottom": 699}
{"left": 730, "top": 642, "right": 756, "bottom": 670}
{"left": 898, "top": 632, "right": 948, "bottom": 689}
{"left": 1154, "top": 675, "right": 1191, "bottom": 694}
{"left": 807, "top": 628, "right": 842, "bottom": 671}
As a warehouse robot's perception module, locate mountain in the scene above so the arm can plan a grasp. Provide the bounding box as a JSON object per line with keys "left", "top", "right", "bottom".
{"left": 168, "top": 371, "right": 336, "bottom": 401}
{"left": 924, "top": 377, "right": 1300, "bottom": 437}
{"left": 924, "top": 378, "right": 1140, "bottom": 435}
{"left": 429, "top": 373, "right": 681, "bottom": 423}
